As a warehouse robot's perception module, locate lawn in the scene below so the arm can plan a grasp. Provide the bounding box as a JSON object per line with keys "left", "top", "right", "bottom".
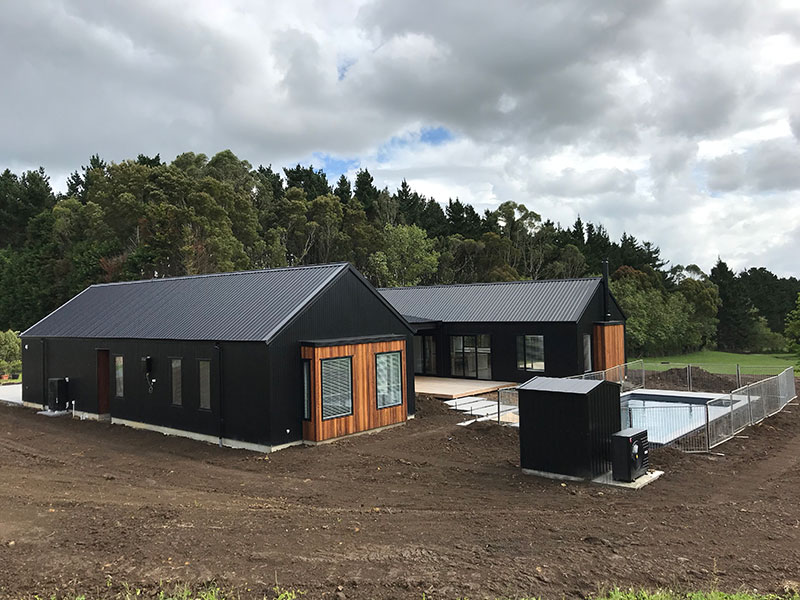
{"left": 638, "top": 350, "right": 799, "bottom": 374}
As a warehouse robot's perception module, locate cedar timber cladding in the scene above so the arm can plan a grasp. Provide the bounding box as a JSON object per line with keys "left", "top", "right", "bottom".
{"left": 302, "top": 339, "right": 407, "bottom": 443}
{"left": 592, "top": 323, "right": 625, "bottom": 371}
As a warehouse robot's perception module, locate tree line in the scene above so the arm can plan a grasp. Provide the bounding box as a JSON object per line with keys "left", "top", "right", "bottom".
{"left": 1, "top": 149, "right": 798, "bottom": 360}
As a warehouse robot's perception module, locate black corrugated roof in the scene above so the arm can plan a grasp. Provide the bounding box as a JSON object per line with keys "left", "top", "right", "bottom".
{"left": 380, "top": 277, "right": 602, "bottom": 323}
{"left": 22, "top": 263, "right": 355, "bottom": 342}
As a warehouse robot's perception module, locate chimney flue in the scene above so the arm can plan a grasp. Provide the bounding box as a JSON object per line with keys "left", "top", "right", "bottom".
{"left": 602, "top": 259, "right": 611, "bottom": 321}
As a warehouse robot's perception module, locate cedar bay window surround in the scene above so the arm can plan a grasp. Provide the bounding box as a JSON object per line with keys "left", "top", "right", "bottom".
{"left": 517, "top": 335, "right": 545, "bottom": 372}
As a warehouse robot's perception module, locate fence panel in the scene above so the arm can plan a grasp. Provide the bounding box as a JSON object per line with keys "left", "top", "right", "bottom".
{"left": 707, "top": 395, "right": 734, "bottom": 449}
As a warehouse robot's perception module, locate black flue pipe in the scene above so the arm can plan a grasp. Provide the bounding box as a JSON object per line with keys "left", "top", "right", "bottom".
{"left": 602, "top": 259, "right": 612, "bottom": 321}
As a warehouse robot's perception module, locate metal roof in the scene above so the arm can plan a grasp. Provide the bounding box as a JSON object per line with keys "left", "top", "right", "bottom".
{"left": 380, "top": 277, "right": 603, "bottom": 323}
{"left": 22, "top": 263, "right": 353, "bottom": 342}
{"left": 517, "top": 377, "right": 608, "bottom": 394}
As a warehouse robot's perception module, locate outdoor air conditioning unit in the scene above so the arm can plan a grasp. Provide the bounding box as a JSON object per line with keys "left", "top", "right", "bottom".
{"left": 611, "top": 427, "right": 649, "bottom": 482}
{"left": 47, "top": 378, "right": 69, "bottom": 411}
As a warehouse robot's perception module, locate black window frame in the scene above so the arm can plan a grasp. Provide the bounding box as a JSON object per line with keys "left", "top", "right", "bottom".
{"left": 375, "top": 350, "right": 403, "bottom": 410}
{"left": 170, "top": 357, "right": 183, "bottom": 407}
{"left": 320, "top": 356, "right": 354, "bottom": 421}
{"left": 198, "top": 358, "right": 212, "bottom": 411}
{"left": 449, "top": 334, "right": 491, "bottom": 379}
{"left": 302, "top": 358, "right": 311, "bottom": 421}
{"left": 516, "top": 334, "right": 545, "bottom": 372}
{"left": 113, "top": 354, "right": 124, "bottom": 398}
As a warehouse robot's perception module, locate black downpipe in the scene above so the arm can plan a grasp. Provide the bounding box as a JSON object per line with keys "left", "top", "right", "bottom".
{"left": 215, "top": 343, "right": 224, "bottom": 446}
{"left": 41, "top": 338, "right": 47, "bottom": 407}
{"left": 602, "top": 259, "right": 612, "bottom": 321}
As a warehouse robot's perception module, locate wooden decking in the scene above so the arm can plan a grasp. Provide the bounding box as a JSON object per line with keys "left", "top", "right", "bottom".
{"left": 414, "top": 376, "right": 517, "bottom": 399}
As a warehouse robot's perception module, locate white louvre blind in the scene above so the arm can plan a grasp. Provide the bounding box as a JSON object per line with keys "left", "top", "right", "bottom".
{"left": 321, "top": 357, "right": 352, "bottom": 419}
{"left": 376, "top": 352, "right": 402, "bottom": 408}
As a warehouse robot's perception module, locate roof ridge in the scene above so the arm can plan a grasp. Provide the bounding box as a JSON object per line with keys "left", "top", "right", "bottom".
{"left": 91, "top": 262, "right": 349, "bottom": 288}
{"left": 380, "top": 276, "right": 601, "bottom": 292}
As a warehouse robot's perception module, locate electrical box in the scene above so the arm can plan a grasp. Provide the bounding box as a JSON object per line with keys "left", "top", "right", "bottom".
{"left": 611, "top": 427, "right": 649, "bottom": 482}
{"left": 47, "top": 378, "right": 69, "bottom": 411}
{"left": 141, "top": 356, "right": 152, "bottom": 374}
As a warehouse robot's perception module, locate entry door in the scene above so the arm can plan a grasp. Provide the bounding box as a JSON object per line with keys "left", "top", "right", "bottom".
{"left": 97, "top": 350, "right": 110, "bottom": 414}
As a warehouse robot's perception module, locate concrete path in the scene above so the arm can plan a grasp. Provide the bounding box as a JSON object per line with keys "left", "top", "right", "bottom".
{"left": 0, "top": 384, "right": 22, "bottom": 405}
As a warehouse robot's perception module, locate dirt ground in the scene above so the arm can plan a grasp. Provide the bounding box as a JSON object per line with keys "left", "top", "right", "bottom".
{"left": 0, "top": 396, "right": 799, "bottom": 600}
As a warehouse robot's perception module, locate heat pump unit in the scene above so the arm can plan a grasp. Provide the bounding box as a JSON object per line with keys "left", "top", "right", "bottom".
{"left": 47, "top": 378, "right": 69, "bottom": 411}
{"left": 611, "top": 428, "right": 649, "bottom": 482}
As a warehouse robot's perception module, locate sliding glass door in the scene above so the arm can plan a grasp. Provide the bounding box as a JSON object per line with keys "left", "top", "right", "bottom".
{"left": 413, "top": 335, "right": 437, "bottom": 375}
{"left": 450, "top": 334, "right": 491, "bottom": 379}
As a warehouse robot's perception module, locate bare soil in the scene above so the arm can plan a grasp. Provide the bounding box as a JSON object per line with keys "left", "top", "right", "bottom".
{"left": 0, "top": 396, "right": 799, "bottom": 599}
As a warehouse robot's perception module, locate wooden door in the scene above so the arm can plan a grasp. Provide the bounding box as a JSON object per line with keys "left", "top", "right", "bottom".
{"left": 97, "top": 350, "right": 110, "bottom": 414}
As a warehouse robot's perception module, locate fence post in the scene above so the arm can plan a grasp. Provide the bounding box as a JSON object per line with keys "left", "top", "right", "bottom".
{"left": 704, "top": 402, "right": 711, "bottom": 452}
{"left": 497, "top": 394, "right": 501, "bottom": 425}
{"left": 687, "top": 364, "right": 692, "bottom": 392}
{"left": 736, "top": 364, "right": 741, "bottom": 389}
{"left": 747, "top": 385, "right": 753, "bottom": 426}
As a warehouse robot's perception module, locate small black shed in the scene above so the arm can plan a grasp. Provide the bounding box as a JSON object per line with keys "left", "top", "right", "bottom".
{"left": 517, "top": 377, "right": 621, "bottom": 479}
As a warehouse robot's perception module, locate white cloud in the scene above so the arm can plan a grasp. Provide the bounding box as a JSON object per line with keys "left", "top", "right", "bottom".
{"left": 1, "top": 0, "right": 799, "bottom": 276}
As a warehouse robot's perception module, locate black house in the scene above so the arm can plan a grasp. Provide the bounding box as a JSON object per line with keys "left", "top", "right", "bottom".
{"left": 380, "top": 276, "right": 625, "bottom": 383}
{"left": 21, "top": 263, "right": 415, "bottom": 452}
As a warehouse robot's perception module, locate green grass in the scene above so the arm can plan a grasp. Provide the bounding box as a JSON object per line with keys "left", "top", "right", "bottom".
{"left": 637, "top": 350, "right": 799, "bottom": 374}
{"left": 23, "top": 589, "right": 800, "bottom": 600}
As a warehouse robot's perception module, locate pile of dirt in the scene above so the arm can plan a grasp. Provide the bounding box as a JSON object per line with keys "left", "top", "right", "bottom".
{"left": 645, "top": 367, "right": 737, "bottom": 394}
{"left": 0, "top": 397, "right": 799, "bottom": 600}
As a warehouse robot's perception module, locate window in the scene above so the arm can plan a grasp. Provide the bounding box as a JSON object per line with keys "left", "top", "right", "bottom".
{"left": 450, "top": 335, "right": 491, "bottom": 379}
{"left": 517, "top": 335, "right": 545, "bottom": 371}
{"left": 198, "top": 359, "right": 211, "bottom": 410}
{"left": 321, "top": 357, "right": 352, "bottom": 420}
{"left": 413, "top": 335, "right": 437, "bottom": 375}
{"left": 583, "top": 334, "right": 592, "bottom": 373}
{"left": 170, "top": 359, "right": 182, "bottom": 406}
{"left": 114, "top": 355, "right": 124, "bottom": 397}
{"left": 302, "top": 359, "right": 311, "bottom": 420}
{"left": 376, "top": 351, "right": 403, "bottom": 408}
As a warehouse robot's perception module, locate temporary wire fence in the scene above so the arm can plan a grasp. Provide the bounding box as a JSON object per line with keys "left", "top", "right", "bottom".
{"left": 621, "top": 367, "right": 796, "bottom": 453}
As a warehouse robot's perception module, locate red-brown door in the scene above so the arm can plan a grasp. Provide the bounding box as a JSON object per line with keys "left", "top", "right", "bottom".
{"left": 97, "top": 350, "right": 110, "bottom": 414}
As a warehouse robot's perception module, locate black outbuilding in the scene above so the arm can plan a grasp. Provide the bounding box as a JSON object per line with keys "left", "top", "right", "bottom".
{"left": 380, "top": 273, "right": 626, "bottom": 383}
{"left": 517, "top": 377, "right": 622, "bottom": 479}
{"left": 21, "top": 263, "right": 415, "bottom": 452}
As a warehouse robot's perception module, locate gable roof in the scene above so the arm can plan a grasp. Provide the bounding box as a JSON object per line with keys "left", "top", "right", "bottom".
{"left": 22, "top": 263, "right": 404, "bottom": 343}
{"left": 379, "top": 277, "right": 604, "bottom": 323}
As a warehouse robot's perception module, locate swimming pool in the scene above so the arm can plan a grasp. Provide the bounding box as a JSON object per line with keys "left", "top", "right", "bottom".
{"left": 619, "top": 389, "right": 747, "bottom": 446}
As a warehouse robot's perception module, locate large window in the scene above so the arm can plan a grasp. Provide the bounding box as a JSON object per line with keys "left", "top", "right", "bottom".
{"left": 376, "top": 351, "right": 403, "bottom": 408}
{"left": 412, "top": 335, "right": 436, "bottom": 375}
{"left": 114, "top": 355, "right": 124, "bottom": 398}
{"left": 171, "top": 358, "right": 182, "bottom": 406}
{"left": 450, "top": 335, "right": 492, "bottom": 379}
{"left": 517, "top": 335, "right": 545, "bottom": 372}
{"left": 321, "top": 357, "right": 352, "bottom": 420}
{"left": 198, "top": 359, "right": 211, "bottom": 410}
{"left": 302, "top": 359, "right": 311, "bottom": 420}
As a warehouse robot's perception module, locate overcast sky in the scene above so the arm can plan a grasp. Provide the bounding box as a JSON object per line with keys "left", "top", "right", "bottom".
{"left": 2, "top": 0, "right": 799, "bottom": 277}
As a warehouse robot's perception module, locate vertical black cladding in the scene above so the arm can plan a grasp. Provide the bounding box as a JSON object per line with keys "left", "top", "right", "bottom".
{"left": 518, "top": 379, "right": 621, "bottom": 479}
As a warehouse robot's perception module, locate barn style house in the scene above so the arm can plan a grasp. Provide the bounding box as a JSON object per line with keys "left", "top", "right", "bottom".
{"left": 380, "top": 274, "right": 626, "bottom": 383}
{"left": 21, "top": 263, "right": 415, "bottom": 452}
